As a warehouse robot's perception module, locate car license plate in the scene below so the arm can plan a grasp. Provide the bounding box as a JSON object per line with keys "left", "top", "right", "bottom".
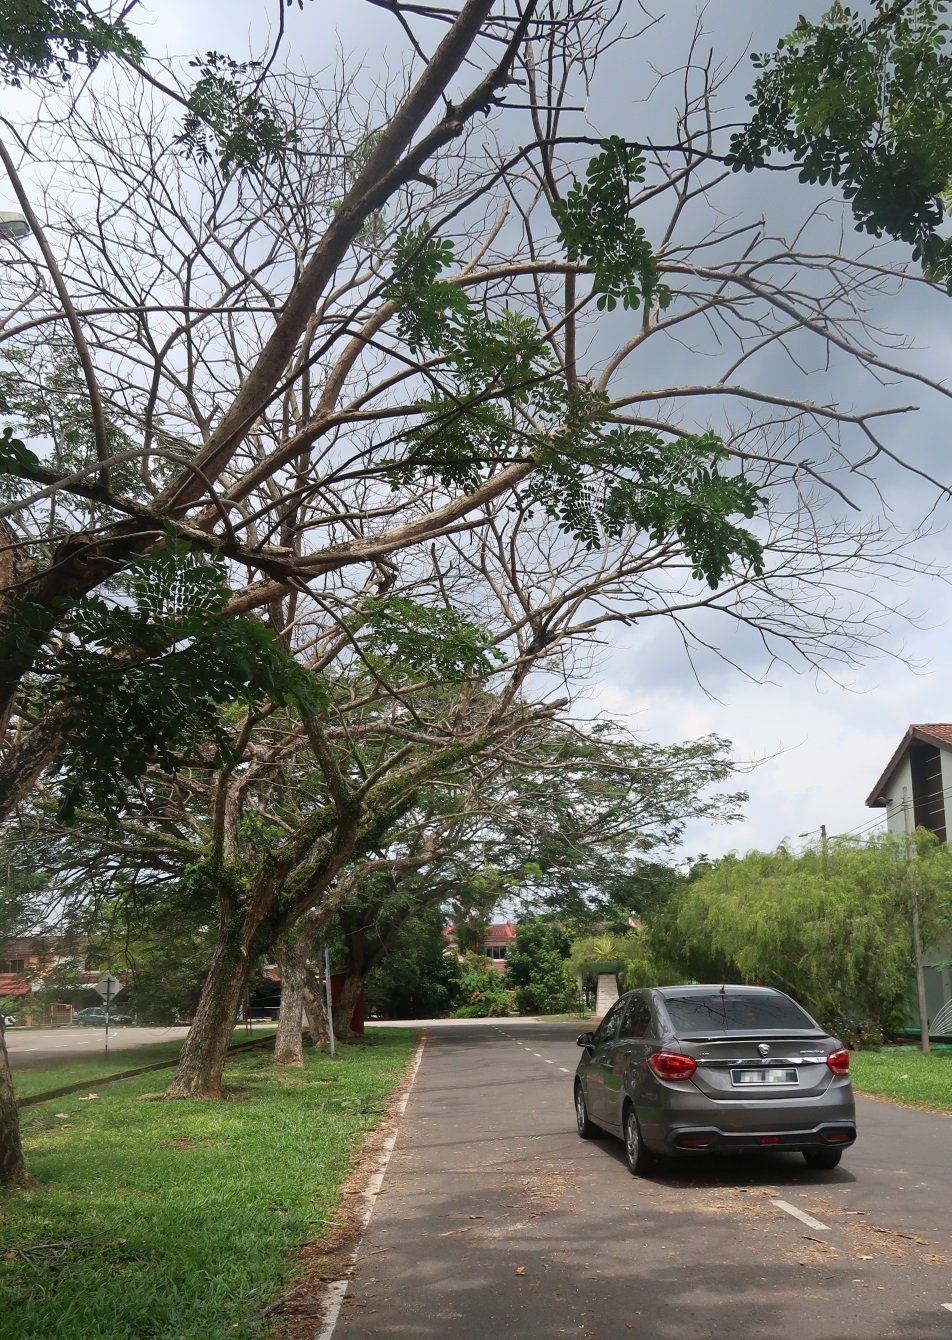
{"left": 730, "top": 1067, "right": 798, "bottom": 1086}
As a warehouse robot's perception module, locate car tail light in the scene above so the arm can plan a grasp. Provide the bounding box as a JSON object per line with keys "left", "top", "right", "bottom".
{"left": 826, "top": 1048, "right": 850, "bottom": 1076}
{"left": 647, "top": 1051, "right": 697, "bottom": 1081}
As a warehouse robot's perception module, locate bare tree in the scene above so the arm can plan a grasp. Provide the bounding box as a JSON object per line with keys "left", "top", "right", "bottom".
{"left": 1, "top": 3, "right": 950, "bottom": 1181}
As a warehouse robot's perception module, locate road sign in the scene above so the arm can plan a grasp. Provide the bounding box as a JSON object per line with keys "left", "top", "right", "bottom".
{"left": 93, "top": 974, "right": 123, "bottom": 1001}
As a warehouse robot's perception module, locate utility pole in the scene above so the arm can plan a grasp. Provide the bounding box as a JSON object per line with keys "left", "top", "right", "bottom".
{"left": 821, "top": 823, "right": 828, "bottom": 872}
{"left": 902, "top": 787, "right": 931, "bottom": 1054}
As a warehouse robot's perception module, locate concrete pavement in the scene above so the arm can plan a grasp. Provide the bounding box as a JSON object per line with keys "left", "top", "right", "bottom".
{"left": 330, "top": 1021, "right": 952, "bottom": 1340}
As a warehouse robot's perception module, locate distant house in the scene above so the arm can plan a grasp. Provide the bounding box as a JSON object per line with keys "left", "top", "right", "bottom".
{"left": 866, "top": 724, "right": 952, "bottom": 1031}
{"left": 443, "top": 920, "right": 517, "bottom": 972}
{"left": 866, "top": 723, "right": 952, "bottom": 842}
{"left": 0, "top": 936, "right": 109, "bottom": 1026}
{"left": 484, "top": 922, "right": 516, "bottom": 973}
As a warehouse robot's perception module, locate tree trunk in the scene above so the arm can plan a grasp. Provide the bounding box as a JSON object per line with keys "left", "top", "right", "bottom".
{"left": 273, "top": 935, "right": 309, "bottom": 1066}
{"left": 165, "top": 914, "right": 255, "bottom": 1098}
{"left": 303, "top": 972, "right": 330, "bottom": 1049}
{"left": 332, "top": 969, "right": 365, "bottom": 1039}
{"left": 0, "top": 1025, "right": 36, "bottom": 1188}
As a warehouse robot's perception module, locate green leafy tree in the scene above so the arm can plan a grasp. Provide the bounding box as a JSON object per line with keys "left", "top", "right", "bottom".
{"left": 669, "top": 832, "right": 952, "bottom": 1040}
{"left": 569, "top": 925, "right": 676, "bottom": 996}
{"left": 731, "top": 1, "right": 952, "bottom": 287}
{"left": 364, "top": 907, "right": 464, "bottom": 1020}
{"left": 0, "top": 1, "right": 305, "bottom": 177}
{"left": 452, "top": 960, "right": 513, "bottom": 1018}
{"left": 505, "top": 919, "right": 576, "bottom": 1015}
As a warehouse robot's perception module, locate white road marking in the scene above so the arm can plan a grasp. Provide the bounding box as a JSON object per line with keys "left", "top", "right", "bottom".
{"left": 532, "top": 1052, "right": 542, "bottom": 1058}
{"left": 544, "top": 1059, "right": 554, "bottom": 1064}
{"left": 317, "top": 1035, "right": 427, "bottom": 1340}
{"left": 559, "top": 1067, "right": 570, "bottom": 1073}
{"left": 941, "top": 1304, "right": 952, "bottom": 1313}
{"left": 771, "top": 1199, "right": 830, "bottom": 1232}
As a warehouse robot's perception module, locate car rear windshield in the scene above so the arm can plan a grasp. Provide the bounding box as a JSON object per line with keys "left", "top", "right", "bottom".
{"left": 663, "top": 992, "right": 818, "bottom": 1034}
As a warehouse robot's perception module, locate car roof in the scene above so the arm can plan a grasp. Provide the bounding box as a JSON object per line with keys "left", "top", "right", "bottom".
{"left": 654, "top": 984, "right": 785, "bottom": 997}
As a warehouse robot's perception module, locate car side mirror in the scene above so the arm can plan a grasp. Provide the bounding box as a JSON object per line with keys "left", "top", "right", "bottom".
{"left": 576, "top": 1031, "right": 595, "bottom": 1048}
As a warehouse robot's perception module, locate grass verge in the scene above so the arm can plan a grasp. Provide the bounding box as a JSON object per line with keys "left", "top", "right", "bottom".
{"left": 1, "top": 1029, "right": 418, "bottom": 1339}
{"left": 12, "top": 1029, "right": 276, "bottom": 1100}
{"left": 851, "top": 1047, "right": 952, "bottom": 1111}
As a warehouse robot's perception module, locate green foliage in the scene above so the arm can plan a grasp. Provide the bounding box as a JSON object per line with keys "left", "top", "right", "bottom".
{"left": 452, "top": 963, "right": 513, "bottom": 1017}
{"left": 364, "top": 907, "right": 464, "bottom": 1018}
{"left": 0, "top": 425, "right": 39, "bottom": 476}
{"left": 384, "top": 223, "right": 762, "bottom": 587}
{"left": 551, "top": 136, "right": 671, "bottom": 312}
{"left": 178, "top": 52, "right": 295, "bottom": 177}
{"left": 569, "top": 925, "right": 677, "bottom": 993}
{"left": 384, "top": 228, "right": 473, "bottom": 354}
{"left": 505, "top": 919, "right": 576, "bottom": 1014}
{"left": 0, "top": 0, "right": 143, "bottom": 85}
{"left": 357, "top": 595, "right": 504, "bottom": 681}
{"left": 731, "top": 2, "right": 952, "bottom": 289}
{"left": 529, "top": 425, "right": 764, "bottom": 581}
{"left": 668, "top": 832, "right": 952, "bottom": 1039}
{"left": 8, "top": 538, "right": 326, "bottom": 821}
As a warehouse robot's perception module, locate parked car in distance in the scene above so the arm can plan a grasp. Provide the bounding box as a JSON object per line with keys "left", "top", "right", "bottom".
{"left": 73, "top": 1006, "right": 133, "bottom": 1026}
{"left": 574, "top": 984, "right": 855, "bottom": 1176}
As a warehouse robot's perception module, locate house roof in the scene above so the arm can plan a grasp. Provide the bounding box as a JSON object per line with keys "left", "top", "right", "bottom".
{"left": 866, "top": 724, "right": 952, "bottom": 808}
{"left": 485, "top": 922, "right": 516, "bottom": 946}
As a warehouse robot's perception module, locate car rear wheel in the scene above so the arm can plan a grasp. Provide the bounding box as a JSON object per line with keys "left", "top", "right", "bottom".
{"left": 623, "top": 1104, "right": 656, "bottom": 1176}
{"left": 803, "top": 1148, "right": 842, "bottom": 1170}
{"left": 575, "top": 1082, "right": 596, "bottom": 1139}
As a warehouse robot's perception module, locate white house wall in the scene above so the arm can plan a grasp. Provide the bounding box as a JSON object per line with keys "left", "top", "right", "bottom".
{"left": 882, "top": 755, "right": 914, "bottom": 837}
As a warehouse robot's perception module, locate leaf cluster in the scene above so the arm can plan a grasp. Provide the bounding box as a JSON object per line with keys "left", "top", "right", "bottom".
{"left": 11, "top": 539, "right": 325, "bottom": 821}
{"left": 178, "top": 52, "right": 296, "bottom": 177}
{"left": 0, "top": 0, "right": 143, "bottom": 85}
{"left": 356, "top": 595, "right": 504, "bottom": 682}
{"left": 530, "top": 426, "right": 764, "bottom": 584}
{"left": 551, "top": 136, "right": 671, "bottom": 312}
{"left": 731, "top": 3, "right": 952, "bottom": 288}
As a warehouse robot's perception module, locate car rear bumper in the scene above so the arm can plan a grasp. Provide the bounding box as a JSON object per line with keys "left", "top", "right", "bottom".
{"left": 662, "top": 1119, "right": 857, "bottom": 1154}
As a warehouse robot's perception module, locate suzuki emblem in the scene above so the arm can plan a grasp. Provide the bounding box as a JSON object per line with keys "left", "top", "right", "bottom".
{"left": 757, "top": 1043, "right": 770, "bottom": 1057}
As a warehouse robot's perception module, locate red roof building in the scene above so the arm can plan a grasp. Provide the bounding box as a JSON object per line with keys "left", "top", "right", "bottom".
{"left": 866, "top": 723, "right": 952, "bottom": 842}
{"left": 484, "top": 921, "right": 516, "bottom": 972}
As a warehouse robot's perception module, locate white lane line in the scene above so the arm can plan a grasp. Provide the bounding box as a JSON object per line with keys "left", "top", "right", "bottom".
{"left": 532, "top": 1052, "right": 542, "bottom": 1058}
{"left": 941, "top": 1304, "right": 952, "bottom": 1313}
{"left": 559, "top": 1067, "right": 570, "bottom": 1073}
{"left": 771, "top": 1199, "right": 830, "bottom": 1232}
{"left": 544, "top": 1059, "right": 554, "bottom": 1064}
{"left": 317, "top": 1034, "right": 427, "bottom": 1340}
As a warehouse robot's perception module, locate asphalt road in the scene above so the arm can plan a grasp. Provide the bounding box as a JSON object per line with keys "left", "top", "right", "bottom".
{"left": 5, "top": 1024, "right": 192, "bottom": 1067}
{"left": 335, "top": 1020, "right": 952, "bottom": 1340}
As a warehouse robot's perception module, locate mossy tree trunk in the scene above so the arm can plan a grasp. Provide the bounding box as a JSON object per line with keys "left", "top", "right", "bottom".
{"left": 165, "top": 912, "right": 257, "bottom": 1098}
{"left": 0, "top": 1025, "right": 36, "bottom": 1187}
{"left": 274, "top": 933, "right": 311, "bottom": 1066}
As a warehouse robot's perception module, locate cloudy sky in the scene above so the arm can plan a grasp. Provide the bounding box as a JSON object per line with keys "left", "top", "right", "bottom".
{"left": 5, "top": 1, "right": 951, "bottom": 861}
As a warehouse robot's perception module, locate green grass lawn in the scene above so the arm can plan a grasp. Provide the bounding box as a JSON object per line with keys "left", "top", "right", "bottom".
{"left": 12, "top": 1029, "right": 276, "bottom": 1101}
{"left": 851, "top": 1047, "right": 952, "bottom": 1111}
{"left": 1, "top": 1029, "right": 417, "bottom": 1340}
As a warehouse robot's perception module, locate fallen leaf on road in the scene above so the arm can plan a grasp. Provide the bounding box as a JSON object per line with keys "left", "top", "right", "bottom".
{"left": 515, "top": 1265, "right": 526, "bottom": 1276}
{"left": 437, "top": 1227, "right": 472, "bottom": 1238}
